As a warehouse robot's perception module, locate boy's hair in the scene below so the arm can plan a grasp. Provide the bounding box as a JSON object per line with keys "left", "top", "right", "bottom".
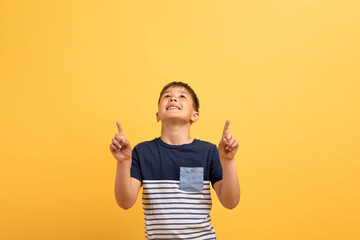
{"left": 158, "top": 81, "right": 200, "bottom": 113}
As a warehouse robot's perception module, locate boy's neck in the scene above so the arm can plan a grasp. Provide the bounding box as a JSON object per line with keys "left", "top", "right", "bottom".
{"left": 160, "top": 122, "right": 193, "bottom": 145}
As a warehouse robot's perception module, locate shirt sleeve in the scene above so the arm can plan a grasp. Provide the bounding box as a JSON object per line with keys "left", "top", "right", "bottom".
{"left": 209, "top": 144, "right": 223, "bottom": 189}
{"left": 130, "top": 145, "right": 143, "bottom": 186}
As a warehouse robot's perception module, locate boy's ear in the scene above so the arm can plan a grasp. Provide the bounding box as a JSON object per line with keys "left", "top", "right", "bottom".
{"left": 156, "top": 112, "right": 160, "bottom": 122}
{"left": 190, "top": 111, "right": 199, "bottom": 123}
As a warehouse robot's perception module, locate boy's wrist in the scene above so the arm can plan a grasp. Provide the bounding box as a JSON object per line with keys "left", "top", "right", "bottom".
{"left": 117, "top": 159, "right": 132, "bottom": 169}
{"left": 220, "top": 157, "right": 235, "bottom": 162}
{"left": 220, "top": 157, "right": 236, "bottom": 169}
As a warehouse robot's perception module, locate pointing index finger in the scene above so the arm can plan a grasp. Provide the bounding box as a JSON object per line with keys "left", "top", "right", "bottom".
{"left": 116, "top": 121, "right": 125, "bottom": 137}
{"left": 222, "top": 119, "right": 231, "bottom": 137}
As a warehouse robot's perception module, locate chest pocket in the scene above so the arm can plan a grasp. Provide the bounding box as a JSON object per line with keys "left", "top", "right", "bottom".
{"left": 180, "top": 167, "right": 204, "bottom": 192}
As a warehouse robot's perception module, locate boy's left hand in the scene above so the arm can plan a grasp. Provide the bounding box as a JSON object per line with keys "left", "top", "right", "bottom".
{"left": 218, "top": 119, "right": 239, "bottom": 161}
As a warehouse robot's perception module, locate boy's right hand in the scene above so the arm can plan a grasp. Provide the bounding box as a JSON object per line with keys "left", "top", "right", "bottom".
{"left": 110, "top": 121, "right": 132, "bottom": 163}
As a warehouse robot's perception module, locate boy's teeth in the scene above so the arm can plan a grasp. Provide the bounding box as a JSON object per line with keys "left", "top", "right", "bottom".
{"left": 168, "top": 106, "right": 179, "bottom": 110}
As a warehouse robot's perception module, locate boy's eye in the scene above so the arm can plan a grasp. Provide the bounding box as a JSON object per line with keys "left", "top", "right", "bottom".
{"left": 180, "top": 95, "right": 186, "bottom": 98}
{"left": 164, "top": 95, "right": 170, "bottom": 98}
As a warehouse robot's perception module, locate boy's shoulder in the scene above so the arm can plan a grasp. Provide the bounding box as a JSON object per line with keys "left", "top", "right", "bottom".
{"left": 193, "top": 138, "right": 217, "bottom": 148}
{"left": 133, "top": 138, "right": 158, "bottom": 148}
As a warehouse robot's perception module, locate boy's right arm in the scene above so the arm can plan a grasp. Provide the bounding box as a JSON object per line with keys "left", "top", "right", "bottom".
{"left": 110, "top": 121, "right": 141, "bottom": 210}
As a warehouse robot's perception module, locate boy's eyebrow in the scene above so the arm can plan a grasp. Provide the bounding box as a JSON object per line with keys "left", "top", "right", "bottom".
{"left": 163, "top": 90, "right": 189, "bottom": 95}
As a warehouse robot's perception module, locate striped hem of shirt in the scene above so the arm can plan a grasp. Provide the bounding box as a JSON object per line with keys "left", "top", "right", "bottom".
{"left": 142, "top": 180, "right": 217, "bottom": 239}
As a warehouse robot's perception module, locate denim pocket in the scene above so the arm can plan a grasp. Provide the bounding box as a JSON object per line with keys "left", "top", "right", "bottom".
{"left": 180, "top": 167, "right": 204, "bottom": 192}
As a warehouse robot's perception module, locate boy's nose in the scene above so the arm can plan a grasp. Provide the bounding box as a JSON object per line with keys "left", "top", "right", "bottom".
{"left": 170, "top": 97, "right": 177, "bottom": 102}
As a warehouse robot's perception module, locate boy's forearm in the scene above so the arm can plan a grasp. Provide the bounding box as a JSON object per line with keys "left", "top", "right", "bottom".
{"left": 219, "top": 158, "right": 240, "bottom": 209}
{"left": 114, "top": 160, "right": 137, "bottom": 209}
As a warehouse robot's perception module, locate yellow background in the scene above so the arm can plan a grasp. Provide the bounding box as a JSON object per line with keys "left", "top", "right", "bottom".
{"left": 1, "top": 0, "right": 359, "bottom": 239}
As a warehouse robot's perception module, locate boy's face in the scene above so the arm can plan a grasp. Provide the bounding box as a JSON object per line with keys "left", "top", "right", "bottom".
{"left": 156, "top": 86, "right": 199, "bottom": 124}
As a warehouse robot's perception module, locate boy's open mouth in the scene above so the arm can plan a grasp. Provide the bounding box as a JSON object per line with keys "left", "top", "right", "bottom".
{"left": 166, "top": 105, "right": 180, "bottom": 110}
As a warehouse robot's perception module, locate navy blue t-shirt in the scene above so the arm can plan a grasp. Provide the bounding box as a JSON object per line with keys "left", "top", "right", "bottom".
{"left": 131, "top": 137, "right": 223, "bottom": 188}
{"left": 130, "top": 137, "right": 223, "bottom": 239}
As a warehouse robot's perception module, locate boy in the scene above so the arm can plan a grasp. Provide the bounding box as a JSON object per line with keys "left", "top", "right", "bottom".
{"left": 110, "top": 82, "right": 240, "bottom": 239}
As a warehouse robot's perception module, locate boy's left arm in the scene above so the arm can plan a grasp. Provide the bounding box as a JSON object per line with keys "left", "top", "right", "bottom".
{"left": 214, "top": 119, "right": 240, "bottom": 209}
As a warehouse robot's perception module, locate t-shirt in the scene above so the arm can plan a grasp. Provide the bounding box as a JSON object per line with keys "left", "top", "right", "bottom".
{"left": 131, "top": 137, "right": 223, "bottom": 240}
